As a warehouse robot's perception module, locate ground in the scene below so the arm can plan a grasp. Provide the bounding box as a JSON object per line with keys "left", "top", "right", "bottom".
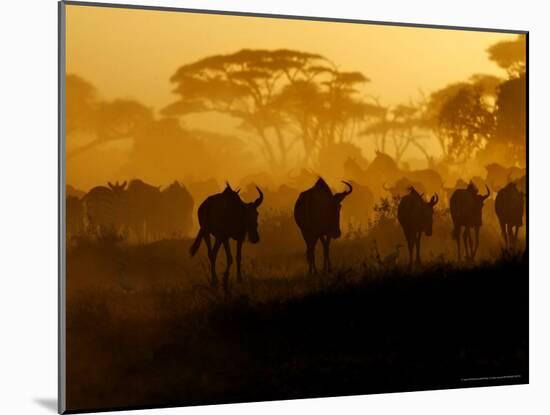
{"left": 65, "top": 237, "right": 528, "bottom": 412}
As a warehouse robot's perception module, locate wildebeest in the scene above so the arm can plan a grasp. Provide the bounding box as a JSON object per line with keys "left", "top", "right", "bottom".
{"left": 397, "top": 187, "right": 438, "bottom": 268}
{"left": 405, "top": 168, "right": 444, "bottom": 196}
{"left": 341, "top": 180, "right": 374, "bottom": 227}
{"left": 495, "top": 182, "right": 525, "bottom": 250}
{"left": 189, "top": 183, "right": 264, "bottom": 289}
{"left": 82, "top": 181, "right": 128, "bottom": 236}
{"left": 66, "top": 195, "right": 84, "bottom": 237}
{"left": 364, "top": 151, "right": 401, "bottom": 198}
{"left": 450, "top": 182, "right": 491, "bottom": 260}
{"left": 383, "top": 177, "right": 425, "bottom": 199}
{"left": 515, "top": 174, "right": 527, "bottom": 193}
{"left": 317, "top": 142, "right": 367, "bottom": 179}
{"left": 125, "top": 179, "right": 162, "bottom": 241}
{"left": 241, "top": 183, "right": 299, "bottom": 215}
{"left": 485, "top": 163, "right": 525, "bottom": 192}
{"left": 158, "top": 181, "right": 194, "bottom": 238}
{"left": 66, "top": 185, "right": 85, "bottom": 199}
{"left": 126, "top": 179, "right": 193, "bottom": 241}
{"left": 343, "top": 157, "right": 370, "bottom": 185}
{"left": 294, "top": 178, "right": 352, "bottom": 274}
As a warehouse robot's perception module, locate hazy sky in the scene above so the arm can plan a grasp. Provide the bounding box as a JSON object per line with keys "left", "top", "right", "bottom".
{"left": 66, "top": 4, "right": 516, "bottom": 111}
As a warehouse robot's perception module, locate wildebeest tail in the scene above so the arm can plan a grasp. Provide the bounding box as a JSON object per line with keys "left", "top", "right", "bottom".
{"left": 189, "top": 228, "right": 205, "bottom": 256}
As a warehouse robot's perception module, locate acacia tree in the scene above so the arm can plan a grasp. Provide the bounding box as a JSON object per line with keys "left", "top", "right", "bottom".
{"left": 437, "top": 86, "right": 494, "bottom": 164}
{"left": 487, "top": 35, "right": 526, "bottom": 78}
{"left": 360, "top": 99, "right": 431, "bottom": 164}
{"left": 164, "top": 49, "right": 373, "bottom": 170}
{"left": 274, "top": 69, "right": 376, "bottom": 164}
{"left": 164, "top": 49, "right": 329, "bottom": 170}
{"left": 66, "top": 74, "right": 97, "bottom": 135}
{"left": 487, "top": 36, "right": 527, "bottom": 165}
{"left": 66, "top": 75, "right": 153, "bottom": 160}
{"left": 425, "top": 36, "right": 527, "bottom": 167}
{"left": 423, "top": 74, "right": 500, "bottom": 165}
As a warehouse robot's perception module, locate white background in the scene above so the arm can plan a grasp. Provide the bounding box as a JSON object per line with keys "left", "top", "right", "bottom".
{"left": 0, "top": 0, "right": 547, "bottom": 413}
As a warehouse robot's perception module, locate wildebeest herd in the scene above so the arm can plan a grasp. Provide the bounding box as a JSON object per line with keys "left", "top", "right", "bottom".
{"left": 67, "top": 179, "right": 194, "bottom": 242}
{"left": 67, "top": 160, "right": 526, "bottom": 289}
{"left": 187, "top": 177, "right": 524, "bottom": 287}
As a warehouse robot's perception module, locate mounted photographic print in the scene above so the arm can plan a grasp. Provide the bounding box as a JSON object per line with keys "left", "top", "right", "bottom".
{"left": 58, "top": 1, "right": 528, "bottom": 413}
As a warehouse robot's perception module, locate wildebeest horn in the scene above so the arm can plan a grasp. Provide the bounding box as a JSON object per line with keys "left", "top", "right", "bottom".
{"left": 481, "top": 185, "right": 491, "bottom": 200}
{"left": 382, "top": 182, "right": 392, "bottom": 192}
{"left": 108, "top": 181, "right": 114, "bottom": 189}
{"left": 334, "top": 181, "right": 353, "bottom": 203}
{"left": 429, "top": 193, "right": 439, "bottom": 206}
{"left": 253, "top": 186, "right": 264, "bottom": 207}
{"left": 225, "top": 181, "right": 232, "bottom": 190}
{"left": 342, "top": 181, "right": 353, "bottom": 195}
{"left": 121, "top": 181, "right": 127, "bottom": 189}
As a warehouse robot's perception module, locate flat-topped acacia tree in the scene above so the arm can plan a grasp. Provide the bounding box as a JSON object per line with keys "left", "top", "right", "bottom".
{"left": 164, "top": 49, "right": 374, "bottom": 171}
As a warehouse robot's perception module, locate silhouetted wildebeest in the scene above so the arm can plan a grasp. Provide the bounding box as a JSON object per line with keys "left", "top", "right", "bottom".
{"left": 364, "top": 151, "right": 401, "bottom": 198}
{"left": 83, "top": 181, "right": 128, "bottom": 235}
{"left": 485, "top": 163, "right": 525, "bottom": 192}
{"left": 125, "top": 179, "right": 162, "bottom": 242}
{"left": 515, "top": 174, "right": 527, "bottom": 193}
{"left": 341, "top": 180, "right": 374, "bottom": 226}
{"left": 66, "top": 195, "right": 84, "bottom": 237}
{"left": 397, "top": 187, "right": 438, "bottom": 268}
{"left": 383, "top": 177, "right": 425, "bottom": 199}
{"left": 241, "top": 183, "right": 299, "bottom": 215}
{"left": 239, "top": 172, "right": 275, "bottom": 192}
{"left": 288, "top": 168, "right": 319, "bottom": 191}
{"left": 343, "top": 157, "right": 370, "bottom": 185}
{"left": 366, "top": 151, "right": 400, "bottom": 182}
{"left": 294, "top": 178, "right": 352, "bottom": 274}
{"left": 495, "top": 182, "right": 525, "bottom": 250}
{"left": 158, "top": 181, "right": 194, "bottom": 238}
{"left": 406, "top": 168, "right": 444, "bottom": 196}
{"left": 189, "top": 183, "right": 264, "bottom": 289}
{"left": 66, "top": 184, "right": 85, "bottom": 199}
{"left": 450, "top": 183, "right": 491, "bottom": 260}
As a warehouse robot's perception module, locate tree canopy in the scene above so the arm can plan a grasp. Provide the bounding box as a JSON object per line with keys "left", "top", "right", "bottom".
{"left": 487, "top": 35, "right": 526, "bottom": 77}
{"left": 164, "top": 49, "right": 374, "bottom": 170}
{"left": 66, "top": 75, "right": 153, "bottom": 160}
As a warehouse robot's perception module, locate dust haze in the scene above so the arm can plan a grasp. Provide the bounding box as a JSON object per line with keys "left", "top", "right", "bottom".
{"left": 63, "top": 4, "right": 527, "bottom": 412}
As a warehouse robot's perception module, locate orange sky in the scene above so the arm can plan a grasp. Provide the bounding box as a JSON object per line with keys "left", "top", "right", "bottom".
{"left": 64, "top": 3, "right": 524, "bottom": 190}
{"left": 66, "top": 4, "right": 516, "bottom": 112}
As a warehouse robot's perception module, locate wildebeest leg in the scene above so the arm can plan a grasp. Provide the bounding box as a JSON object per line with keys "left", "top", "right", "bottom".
{"left": 405, "top": 233, "right": 414, "bottom": 270}
{"left": 462, "top": 226, "right": 472, "bottom": 259}
{"left": 472, "top": 226, "right": 480, "bottom": 259}
{"left": 204, "top": 233, "right": 213, "bottom": 258}
{"left": 326, "top": 237, "right": 332, "bottom": 272}
{"left": 221, "top": 238, "right": 233, "bottom": 293}
{"left": 319, "top": 236, "right": 326, "bottom": 272}
{"left": 415, "top": 232, "right": 422, "bottom": 265}
{"left": 320, "top": 236, "right": 327, "bottom": 272}
{"left": 466, "top": 227, "right": 474, "bottom": 259}
{"left": 505, "top": 224, "right": 513, "bottom": 251}
{"left": 456, "top": 225, "right": 462, "bottom": 261}
{"left": 306, "top": 238, "right": 318, "bottom": 275}
{"left": 468, "top": 227, "right": 475, "bottom": 259}
{"left": 513, "top": 225, "right": 520, "bottom": 250}
{"left": 236, "top": 239, "right": 243, "bottom": 283}
{"left": 209, "top": 238, "right": 222, "bottom": 288}
{"left": 499, "top": 220, "right": 508, "bottom": 250}
{"left": 320, "top": 236, "right": 332, "bottom": 272}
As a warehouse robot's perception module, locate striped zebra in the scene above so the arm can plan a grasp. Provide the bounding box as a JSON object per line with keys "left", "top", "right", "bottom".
{"left": 82, "top": 181, "right": 128, "bottom": 238}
